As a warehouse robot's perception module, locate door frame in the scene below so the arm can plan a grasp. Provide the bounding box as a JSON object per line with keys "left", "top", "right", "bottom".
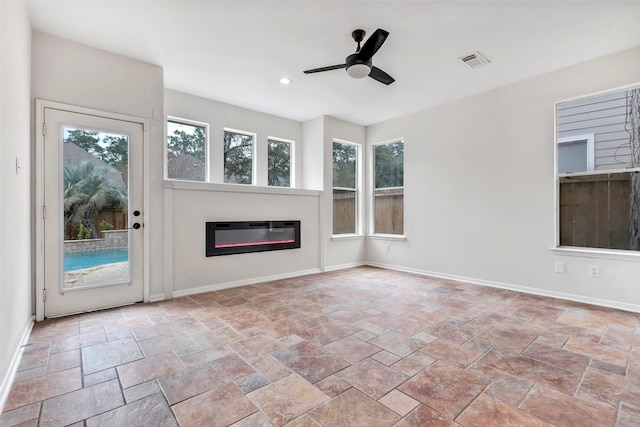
{"left": 35, "top": 100, "right": 151, "bottom": 321}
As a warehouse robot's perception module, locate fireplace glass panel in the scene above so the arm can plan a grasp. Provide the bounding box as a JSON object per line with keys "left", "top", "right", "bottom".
{"left": 206, "top": 221, "right": 300, "bottom": 256}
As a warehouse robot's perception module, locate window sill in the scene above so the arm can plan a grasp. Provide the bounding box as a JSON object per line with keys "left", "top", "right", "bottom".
{"left": 368, "top": 234, "right": 406, "bottom": 242}
{"left": 550, "top": 246, "right": 640, "bottom": 262}
{"left": 331, "top": 234, "right": 364, "bottom": 241}
{"left": 164, "top": 180, "right": 321, "bottom": 197}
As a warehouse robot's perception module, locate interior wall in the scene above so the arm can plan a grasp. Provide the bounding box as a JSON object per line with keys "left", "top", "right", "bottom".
{"left": 31, "top": 32, "right": 165, "bottom": 298}
{"left": 0, "top": 0, "right": 33, "bottom": 409}
{"left": 167, "top": 187, "right": 321, "bottom": 294}
{"left": 164, "top": 90, "right": 322, "bottom": 295}
{"left": 322, "top": 116, "right": 367, "bottom": 269}
{"left": 366, "top": 46, "right": 640, "bottom": 310}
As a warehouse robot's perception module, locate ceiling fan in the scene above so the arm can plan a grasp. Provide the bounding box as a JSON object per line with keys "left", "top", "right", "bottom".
{"left": 303, "top": 28, "right": 395, "bottom": 85}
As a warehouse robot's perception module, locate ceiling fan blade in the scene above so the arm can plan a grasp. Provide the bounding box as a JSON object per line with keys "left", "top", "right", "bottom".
{"left": 369, "top": 66, "right": 395, "bottom": 85}
{"left": 357, "top": 28, "right": 389, "bottom": 62}
{"left": 303, "top": 64, "right": 346, "bottom": 74}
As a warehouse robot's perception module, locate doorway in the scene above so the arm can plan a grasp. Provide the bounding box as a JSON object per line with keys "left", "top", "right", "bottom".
{"left": 37, "top": 102, "right": 147, "bottom": 318}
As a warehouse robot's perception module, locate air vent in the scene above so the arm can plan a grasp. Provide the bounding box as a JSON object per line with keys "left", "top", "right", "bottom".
{"left": 459, "top": 51, "right": 490, "bottom": 69}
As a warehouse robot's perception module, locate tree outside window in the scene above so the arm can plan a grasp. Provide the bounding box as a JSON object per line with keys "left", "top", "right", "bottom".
{"left": 374, "top": 140, "right": 404, "bottom": 235}
{"left": 224, "top": 130, "right": 254, "bottom": 184}
{"left": 167, "top": 119, "right": 207, "bottom": 182}
{"left": 333, "top": 141, "right": 358, "bottom": 234}
{"left": 268, "top": 139, "right": 292, "bottom": 187}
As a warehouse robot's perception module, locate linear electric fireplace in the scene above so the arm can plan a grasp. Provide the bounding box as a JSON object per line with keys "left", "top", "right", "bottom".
{"left": 206, "top": 221, "right": 301, "bottom": 256}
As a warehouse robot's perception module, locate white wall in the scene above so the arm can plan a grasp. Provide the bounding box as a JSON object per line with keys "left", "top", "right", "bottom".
{"left": 164, "top": 90, "right": 322, "bottom": 295}
{"left": 166, "top": 185, "right": 321, "bottom": 295}
{"left": 31, "top": 32, "right": 165, "bottom": 298}
{"left": 366, "top": 46, "right": 640, "bottom": 311}
{"left": 1, "top": 0, "right": 33, "bottom": 409}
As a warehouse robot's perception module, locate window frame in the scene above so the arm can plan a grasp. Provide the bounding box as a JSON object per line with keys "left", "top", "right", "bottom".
{"left": 223, "top": 128, "right": 256, "bottom": 185}
{"left": 332, "top": 139, "right": 362, "bottom": 237}
{"left": 370, "top": 138, "right": 405, "bottom": 238}
{"left": 554, "top": 83, "right": 640, "bottom": 257}
{"left": 165, "top": 116, "right": 209, "bottom": 182}
{"left": 267, "top": 136, "right": 295, "bottom": 188}
{"left": 557, "top": 134, "right": 595, "bottom": 175}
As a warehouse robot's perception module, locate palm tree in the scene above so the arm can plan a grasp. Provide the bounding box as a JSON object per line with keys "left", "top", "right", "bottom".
{"left": 63, "top": 161, "right": 128, "bottom": 239}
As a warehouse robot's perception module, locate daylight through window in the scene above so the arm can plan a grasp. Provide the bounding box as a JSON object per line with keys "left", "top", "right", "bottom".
{"left": 224, "top": 130, "right": 254, "bottom": 185}
{"left": 556, "top": 87, "right": 640, "bottom": 251}
{"left": 166, "top": 119, "right": 207, "bottom": 182}
{"left": 268, "top": 138, "right": 292, "bottom": 187}
{"left": 333, "top": 141, "right": 359, "bottom": 234}
{"left": 373, "top": 140, "right": 404, "bottom": 235}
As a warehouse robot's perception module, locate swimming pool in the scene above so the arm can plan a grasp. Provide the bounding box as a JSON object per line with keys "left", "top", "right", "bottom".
{"left": 64, "top": 248, "right": 128, "bottom": 271}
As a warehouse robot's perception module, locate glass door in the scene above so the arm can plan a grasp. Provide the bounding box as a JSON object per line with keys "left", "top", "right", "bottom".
{"left": 43, "top": 108, "right": 144, "bottom": 317}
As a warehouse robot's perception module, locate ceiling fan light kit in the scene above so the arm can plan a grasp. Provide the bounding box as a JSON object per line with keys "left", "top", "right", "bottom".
{"left": 304, "top": 28, "right": 395, "bottom": 85}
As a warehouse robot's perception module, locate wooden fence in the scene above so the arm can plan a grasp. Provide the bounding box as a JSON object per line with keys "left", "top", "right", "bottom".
{"left": 559, "top": 172, "right": 630, "bottom": 249}
{"left": 65, "top": 208, "right": 128, "bottom": 240}
{"left": 332, "top": 188, "right": 404, "bottom": 235}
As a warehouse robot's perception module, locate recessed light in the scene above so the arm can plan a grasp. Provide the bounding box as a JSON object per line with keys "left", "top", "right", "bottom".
{"left": 279, "top": 77, "right": 292, "bottom": 85}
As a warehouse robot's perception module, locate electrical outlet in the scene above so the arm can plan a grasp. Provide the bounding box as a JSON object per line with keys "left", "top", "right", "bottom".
{"left": 384, "top": 244, "right": 390, "bottom": 253}
{"left": 589, "top": 265, "right": 600, "bottom": 278}
{"left": 555, "top": 262, "right": 565, "bottom": 274}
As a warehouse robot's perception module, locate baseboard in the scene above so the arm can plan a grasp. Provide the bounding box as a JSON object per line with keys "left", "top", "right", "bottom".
{"left": 172, "top": 268, "right": 323, "bottom": 298}
{"left": 324, "top": 261, "right": 366, "bottom": 272}
{"left": 149, "top": 293, "right": 166, "bottom": 303}
{"left": 0, "top": 316, "right": 34, "bottom": 413}
{"left": 367, "top": 262, "right": 640, "bottom": 314}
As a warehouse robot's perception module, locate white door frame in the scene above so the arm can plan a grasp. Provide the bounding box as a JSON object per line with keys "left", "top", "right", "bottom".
{"left": 35, "top": 99, "right": 151, "bottom": 321}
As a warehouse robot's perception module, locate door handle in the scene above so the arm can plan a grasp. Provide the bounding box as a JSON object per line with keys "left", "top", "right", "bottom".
{"left": 133, "top": 223, "right": 141, "bottom": 230}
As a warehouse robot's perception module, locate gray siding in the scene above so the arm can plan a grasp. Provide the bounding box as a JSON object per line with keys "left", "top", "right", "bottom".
{"left": 557, "top": 90, "right": 633, "bottom": 171}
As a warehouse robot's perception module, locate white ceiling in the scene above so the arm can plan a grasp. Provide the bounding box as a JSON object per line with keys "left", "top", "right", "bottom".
{"left": 26, "top": 1, "right": 640, "bottom": 126}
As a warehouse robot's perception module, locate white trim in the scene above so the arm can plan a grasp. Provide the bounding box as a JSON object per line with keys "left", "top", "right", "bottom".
{"left": 368, "top": 234, "right": 406, "bottom": 241}
{"left": 557, "top": 134, "right": 595, "bottom": 172}
{"left": 324, "top": 262, "right": 367, "bottom": 272}
{"left": 550, "top": 246, "right": 640, "bottom": 262}
{"left": 0, "top": 317, "right": 34, "bottom": 413}
{"left": 163, "top": 187, "right": 174, "bottom": 300}
{"left": 555, "top": 81, "right": 640, "bottom": 106}
{"left": 331, "top": 234, "right": 363, "bottom": 241}
{"left": 164, "top": 179, "right": 321, "bottom": 197}
{"left": 172, "top": 269, "right": 322, "bottom": 298}
{"left": 34, "top": 100, "right": 151, "bottom": 319}
{"left": 150, "top": 293, "right": 166, "bottom": 303}
{"left": 367, "top": 262, "right": 640, "bottom": 314}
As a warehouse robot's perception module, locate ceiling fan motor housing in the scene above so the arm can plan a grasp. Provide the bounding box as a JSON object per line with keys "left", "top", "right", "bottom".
{"left": 345, "top": 53, "right": 372, "bottom": 79}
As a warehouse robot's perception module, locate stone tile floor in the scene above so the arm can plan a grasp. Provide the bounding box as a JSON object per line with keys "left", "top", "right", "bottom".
{"left": 2, "top": 266, "right": 640, "bottom": 426}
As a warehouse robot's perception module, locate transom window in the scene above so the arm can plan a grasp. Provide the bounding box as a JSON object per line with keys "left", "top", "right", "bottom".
{"left": 268, "top": 138, "right": 293, "bottom": 187}
{"left": 166, "top": 118, "right": 208, "bottom": 182}
{"left": 224, "top": 129, "right": 255, "bottom": 185}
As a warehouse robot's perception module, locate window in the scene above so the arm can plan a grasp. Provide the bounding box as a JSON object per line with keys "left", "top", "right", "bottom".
{"left": 373, "top": 140, "right": 404, "bottom": 235}
{"left": 268, "top": 138, "right": 293, "bottom": 187}
{"left": 557, "top": 135, "right": 594, "bottom": 174}
{"left": 224, "top": 129, "right": 254, "bottom": 184}
{"left": 166, "top": 118, "right": 207, "bottom": 181}
{"left": 556, "top": 86, "right": 640, "bottom": 251}
{"left": 333, "top": 141, "right": 359, "bottom": 234}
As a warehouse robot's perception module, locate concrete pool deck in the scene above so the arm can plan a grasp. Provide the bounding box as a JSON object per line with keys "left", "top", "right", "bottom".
{"left": 64, "top": 261, "right": 129, "bottom": 288}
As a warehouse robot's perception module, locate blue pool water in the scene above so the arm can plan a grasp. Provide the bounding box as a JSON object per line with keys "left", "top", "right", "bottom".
{"left": 64, "top": 248, "right": 128, "bottom": 271}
